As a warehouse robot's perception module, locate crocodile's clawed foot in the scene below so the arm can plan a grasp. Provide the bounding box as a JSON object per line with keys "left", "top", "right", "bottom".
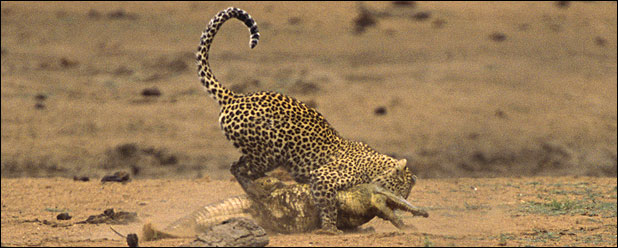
{"left": 313, "top": 227, "right": 343, "bottom": 235}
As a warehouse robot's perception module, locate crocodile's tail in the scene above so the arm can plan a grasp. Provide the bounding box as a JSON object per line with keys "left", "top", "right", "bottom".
{"left": 197, "top": 7, "right": 260, "bottom": 106}
{"left": 141, "top": 195, "right": 253, "bottom": 241}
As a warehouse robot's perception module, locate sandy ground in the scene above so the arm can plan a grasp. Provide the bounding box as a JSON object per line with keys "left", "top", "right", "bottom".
{"left": 1, "top": 1, "right": 617, "bottom": 247}
{"left": 1, "top": 176, "right": 616, "bottom": 247}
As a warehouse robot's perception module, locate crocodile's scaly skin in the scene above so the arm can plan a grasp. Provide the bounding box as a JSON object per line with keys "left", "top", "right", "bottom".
{"left": 142, "top": 177, "right": 427, "bottom": 239}
{"left": 245, "top": 176, "right": 428, "bottom": 233}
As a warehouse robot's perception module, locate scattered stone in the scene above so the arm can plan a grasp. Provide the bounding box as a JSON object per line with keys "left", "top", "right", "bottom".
{"left": 411, "top": 11, "right": 431, "bottom": 21}
{"left": 554, "top": 1, "right": 570, "bottom": 9}
{"left": 495, "top": 109, "right": 507, "bottom": 119}
{"left": 34, "top": 94, "right": 47, "bottom": 101}
{"left": 127, "top": 233, "right": 139, "bottom": 247}
{"left": 374, "top": 106, "right": 387, "bottom": 116}
{"left": 73, "top": 176, "right": 90, "bottom": 182}
{"left": 107, "top": 9, "right": 138, "bottom": 20}
{"left": 59, "top": 57, "right": 78, "bottom": 68}
{"left": 56, "top": 212, "right": 72, "bottom": 220}
{"left": 595, "top": 36, "right": 607, "bottom": 47}
{"left": 141, "top": 87, "right": 162, "bottom": 97}
{"left": 353, "top": 8, "right": 377, "bottom": 34}
{"left": 101, "top": 171, "right": 131, "bottom": 183}
{"left": 78, "top": 208, "right": 137, "bottom": 225}
{"left": 34, "top": 102, "right": 46, "bottom": 110}
{"left": 489, "top": 32, "right": 507, "bottom": 42}
{"left": 87, "top": 9, "right": 102, "bottom": 19}
{"left": 391, "top": 1, "right": 416, "bottom": 8}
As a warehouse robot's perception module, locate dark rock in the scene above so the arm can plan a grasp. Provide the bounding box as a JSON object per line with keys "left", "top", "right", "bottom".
{"left": 56, "top": 212, "right": 72, "bottom": 220}
{"left": 411, "top": 11, "right": 431, "bottom": 21}
{"left": 34, "top": 103, "right": 46, "bottom": 110}
{"left": 59, "top": 57, "right": 78, "bottom": 68}
{"left": 374, "top": 106, "right": 387, "bottom": 116}
{"left": 108, "top": 9, "right": 138, "bottom": 20}
{"left": 73, "top": 176, "right": 90, "bottom": 182}
{"left": 87, "top": 9, "right": 101, "bottom": 19}
{"left": 78, "top": 208, "right": 137, "bottom": 224}
{"left": 555, "top": 1, "right": 570, "bottom": 9}
{"left": 495, "top": 109, "right": 507, "bottom": 119}
{"left": 101, "top": 171, "right": 131, "bottom": 183}
{"left": 141, "top": 87, "right": 162, "bottom": 97}
{"left": 353, "top": 9, "right": 377, "bottom": 34}
{"left": 391, "top": 1, "right": 416, "bottom": 8}
{"left": 34, "top": 94, "right": 47, "bottom": 101}
{"left": 127, "top": 233, "right": 138, "bottom": 247}
{"left": 489, "top": 32, "right": 507, "bottom": 42}
{"left": 595, "top": 37, "right": 607, "bottom": 47}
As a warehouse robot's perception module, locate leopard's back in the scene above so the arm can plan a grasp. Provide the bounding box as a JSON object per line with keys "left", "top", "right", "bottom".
{"left": 197, "top": 7, "right": 412, "bottom": 232}
{"left": 220, "top": 91, "right": 342, "bottom": 182}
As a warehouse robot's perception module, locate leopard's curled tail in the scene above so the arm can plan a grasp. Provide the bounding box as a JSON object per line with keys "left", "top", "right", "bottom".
{"left": 196, "top": 7, "right": 260, "bottom": 105}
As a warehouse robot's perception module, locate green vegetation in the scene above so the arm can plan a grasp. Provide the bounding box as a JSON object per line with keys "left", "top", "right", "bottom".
{"left": 423, "top": 235, "right": 433, "bottom": 247}
{"left": 521, "top": 198, "right": 616, "bottom": 217}
{"left": 464, "top": 202, "right": 492, "bottom": 211}
{"left": 497, "top": 233, "right": 515, "bottom": 246}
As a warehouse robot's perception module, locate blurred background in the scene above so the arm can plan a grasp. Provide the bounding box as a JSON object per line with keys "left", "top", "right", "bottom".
{"left": 1, "top": 1, "right": 616, "bottom": 180}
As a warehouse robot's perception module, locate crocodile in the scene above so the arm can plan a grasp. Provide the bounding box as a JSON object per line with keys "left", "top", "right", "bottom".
{"left": 142, "top": 174, "right": 427, "bottom": 240}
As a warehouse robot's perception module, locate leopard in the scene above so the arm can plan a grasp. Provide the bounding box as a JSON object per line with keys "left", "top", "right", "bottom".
{"left": 196, "top": 7, "right": 412, "bottom": 234}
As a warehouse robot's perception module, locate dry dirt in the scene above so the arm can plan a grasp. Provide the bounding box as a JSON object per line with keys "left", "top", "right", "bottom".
{"left": 1, "top": 177, "right": 616, "bottom": 247}
{"left": 1, "top": 1, "right": 617, "bottom": 247}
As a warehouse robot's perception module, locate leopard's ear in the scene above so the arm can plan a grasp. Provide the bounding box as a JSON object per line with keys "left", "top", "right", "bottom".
{"left": 396, "top": 158, "right": 407, "bottom": 170}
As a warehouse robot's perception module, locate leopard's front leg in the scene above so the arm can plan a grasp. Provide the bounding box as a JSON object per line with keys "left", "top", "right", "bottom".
{"left": 310, "top": 161, "right": 358, "bottom": 235}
